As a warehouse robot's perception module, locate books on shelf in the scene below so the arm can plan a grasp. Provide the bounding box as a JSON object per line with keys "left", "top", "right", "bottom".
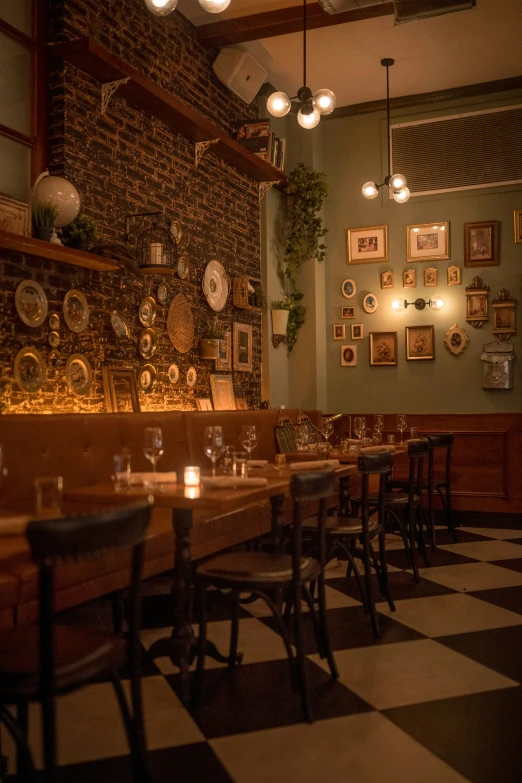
{"left": 234, "top": 119, "right": 286, "bottom": 172}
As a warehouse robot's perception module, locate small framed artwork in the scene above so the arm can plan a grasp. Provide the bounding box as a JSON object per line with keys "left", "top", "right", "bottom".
{"left": 492, "top": 288, "right": 516, "bottom": 339}
{"left": 347, "top": 225, "right": 388, "bottom": 264}
{"left": 464, "top": 221, "right": 499, "bottom": 267}
{"left": 465, "top": 276, "right": 489, "bottom": 327}
{"left": 236, "top": 397, "right": 248, "bottom": 410}
{"left": 381, "top": 271, "right": 394, "bottom": 289}
{"left": 233, "top": 322, "right": 253, "bottom": 372}
{"left": 341, "top": 278, "right": 356, "bottom": 299}
{"left": 424, "top": 268, "right": 438, "bottom": 287}
{"left": 196, "top": 398, "right": 213, "bottom": 411}
{"left": 341, "top": 306, "right": 356, "bottom": 319}
{"left": 514, "top": 209, "right": 522, "bottom": 244}
{"left": 216, "top": 331, "right": 232, "bottom": 371}
{"left": 210, "top": 374, "right": 236, "bottom": 410}
{"left": 0, "top": 194, "right": 31, "bottom": 236}
{"left": 102, "top": 367, "right": 141, "bottom": 413}
{"left": 406, "top": 222, "right": 450, "bottom": 262}
{"left": 333, "top": 324, "right": 346, "bottom": 340}
{"left": 403, "top": 269, "right": 416, "bottom": 288}
{"left": 340, "top": 344, "right": 357, "bottom": 367}
{"left": 447, "top": 265, "right": 461, "bottom": 286}
{"left": 369, "top": 332, "right": 398, "bottom": 366}
{"left": 362, "top": 293, "right": 378, "bottom": 314}
{"left": 351, "top": 323, "right": 364, "bottom": 340}
{"left": 405, "top": 325, "right": 435, "bottom": 361}
{"left": 443, "top": 323, "right": 470, "bottom": 357}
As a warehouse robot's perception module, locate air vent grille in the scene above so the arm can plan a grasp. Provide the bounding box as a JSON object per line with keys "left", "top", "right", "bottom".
{"left": 391, "top": 105, "right": 522, "bottom": 195}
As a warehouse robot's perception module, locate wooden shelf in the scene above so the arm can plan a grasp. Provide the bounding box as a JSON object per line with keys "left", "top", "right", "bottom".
{"left": 0, "top": 230, "right": 120, "bottom": 272}
{"left": 49, "top": 37, "right": 286, "bottom": 185}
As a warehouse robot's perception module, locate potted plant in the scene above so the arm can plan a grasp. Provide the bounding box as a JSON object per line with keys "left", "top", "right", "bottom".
{"left": 271, "top": 297, "right": 291, "bottom": 339}
{"left": 200, "top": 317, "right": 227, "bottom": 360}
{"left": 32, "top": 202, "right": 59, "bottom": 242}
{"left": 61, "top": 214, "right": 98, "bottom": 252}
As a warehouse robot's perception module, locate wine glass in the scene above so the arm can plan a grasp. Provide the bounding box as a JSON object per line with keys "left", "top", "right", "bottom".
{"left": 321, "top": 417, "right": 334, "bottom": 442}
{"left": 354, "top": 416, "right": 366, "bottom": 440}
{"left": 307, "top": 429, "right": 319, "bottom": 452}
{"left": 295, "top": 424, "right": 307, "bottom": 451}
{"left": 373, "top": 415, "right": 384, "bottom": 433}
{"left": 143, "top": 427, "right": 163, "bottom": 485}
{"left": 204, "top": 426, "right": 225, "bottom": 477}
{"left": 240, "top": 425, "right": 258, "bottom": 471}
{"left": 397, "top": 414, "right": 407, "bottom": 444}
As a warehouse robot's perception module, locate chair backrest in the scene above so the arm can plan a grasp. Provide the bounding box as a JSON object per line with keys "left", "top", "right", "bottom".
{"left": 407, "top": 439, "right": 430, "bottom": 500}
{"left": 290, "top": 469, "right": 337, "bottom": 581}
{"left": 427, "top": 433, "right": 454, "bottom": 488}
{"left": 358, "top": 451, "right": 393, "bottom": 529}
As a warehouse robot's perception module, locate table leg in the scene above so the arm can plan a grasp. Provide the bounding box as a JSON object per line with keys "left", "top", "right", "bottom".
{"left": 339, "top": 475, "right": 351, "bottom": 518}
{"left": 270, "top": 493, "right": 285, "bottom": 554}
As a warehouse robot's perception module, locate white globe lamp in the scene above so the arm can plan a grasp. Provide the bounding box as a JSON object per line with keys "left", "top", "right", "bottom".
{"left": 143, "top": 0, "right": 178, "bottom": 15}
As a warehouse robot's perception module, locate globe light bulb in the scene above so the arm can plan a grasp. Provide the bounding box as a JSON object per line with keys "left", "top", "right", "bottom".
{"left": 143, "top": 0, "right": 178, "bottom": 15}
{"left": 389, "top": 173, "right": 407, "bottom": 191}
{"left": 197, "top": 0, "right": 231, "bottom": 12}
{"left": 392, "top": 297, "right": 406, "bottom": 311}
{"left": 313, "top": 88, "right": 336, "bottom": 115}
{"left": 297, "top": 108, "right": 320, "bottom": 129}
{"left": 362, "top": 181, "right": 379, "bottom": 200}
{"left": 430, "top": 298, "right": 444, "bottom": 311}
{"left": 267, "top": 91, "right": 291, "bottom": 118}
{"left": 393, "top": 186, "right": 411, "bottom": 204}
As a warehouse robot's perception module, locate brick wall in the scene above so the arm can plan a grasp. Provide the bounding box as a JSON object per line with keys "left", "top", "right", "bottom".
{"left": 0, "top": 0, "right": 262, "bottom": 414}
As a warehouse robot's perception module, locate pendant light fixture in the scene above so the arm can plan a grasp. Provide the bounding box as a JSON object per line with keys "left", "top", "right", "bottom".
{"left": 362, "top": 59, "right": 410, "bottom": 204}
{"left": 144, "top": 0, "right": 231, "bottom": 15}
{"left": 267, "top": 0, "right": 336, "bottom": 128}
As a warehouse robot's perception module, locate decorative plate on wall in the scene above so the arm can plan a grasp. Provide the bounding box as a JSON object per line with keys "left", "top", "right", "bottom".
{"left": 138, "top": 296, "right": 157, "bottom": 327}
{"left": 167, "top": 363, "right": 179, "bottom": 384}
{"left": 341, "top": 278, "right": 356, "bottom": 300}
{"left": 157, "top": 282, "right": 170, "bottom": 305}
{"left": 49, "top": 313, "right": 60, "bottom": 330}
{"left": 363, "top": 293, "right": 378, "bottom": 314}
{"left": 14, "top": 346, "right": 46, "bottom": 392}
{"left": 139, "top": 328, "right": 157, "bottom": 360}
{"left": 15, "top": 280, "right": 48, "bottom": 327}
{"left": 66, "top": 353, "right": 93, "bottom": 396}
{"left": 186, "top": 367, "right": 197, "bottom": 387}
{"left": 202, "top": 260, "right": 229, "bottom": 312}
{"left": 177, "top": 256, "right": 189, "bottom": 280}
{"left": 138, "top": 364, "right": 157, "bottom": 393}
{"left": 63, "top": 289, "right": 89, "bottom": 333}
{"left": 48, "top": 331, "right": 60, "bottom": 348}
{"left": 48, "top": 350, "right": 61, "bottom": 368}
{"left": 170, "top": 219, "right": 183, "bottom": 244}
{"left": 111, "top": 311, "right": 130, "bottom": 338}
{"left": 167, "top": 293, "right": 194, "bottom": 353}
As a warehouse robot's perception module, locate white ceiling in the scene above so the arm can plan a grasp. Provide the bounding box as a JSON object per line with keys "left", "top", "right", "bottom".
{"left": 180, "top": 0, "right": 522, "bottom": 108}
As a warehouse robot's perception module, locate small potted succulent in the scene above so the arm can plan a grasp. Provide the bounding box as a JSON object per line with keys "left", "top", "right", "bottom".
{"left": 61, "top": 214, "right": 98, "bottom": 252}
{"left": 200, "top": 317, "right": 227, "bottom": 360}
{"left": 271, "top": 297, "right": 292, "bottom": 338}
{"left": 32, "top": 202, "right": 59, "bottom": 242}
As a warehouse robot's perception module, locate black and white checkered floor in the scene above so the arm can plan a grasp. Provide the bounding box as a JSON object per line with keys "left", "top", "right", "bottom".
{"left": 5, "top": 520, "right": 522, "bottom": 782}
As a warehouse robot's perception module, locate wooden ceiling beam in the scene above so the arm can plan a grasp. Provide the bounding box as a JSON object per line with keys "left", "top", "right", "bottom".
{"left": 196, "top": 2, "right": 395, "bottom": 48}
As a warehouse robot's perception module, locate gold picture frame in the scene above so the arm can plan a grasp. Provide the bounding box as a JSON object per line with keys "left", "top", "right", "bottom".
{"left": 447, "top": 266, "right": 461, "bottom": 286}
{"left": 465, "top": 276, "right": 490, "bottom": 328}
{"left": 233, "top": 322, "right": 253, "bottom": 372}
{"left": 196, "top": 398, "right": 213, "bottom": 411}
{"left": 347, "top": 225, "right": 388, "bottom": 264}
{"left": 405, "top": 325, "right": 435, "bottom": 361}
{"left": 333, "top": 324, "right": 346, "bottom": 340}
{"left": 340, "top": 344, "right": 357, "bottom": 367}
{"left": 210, "top": 374, "right": 236, "bottom": 411}
{"left": 424, "top": 268, "right": 438, "bottom": 287}
{"left": 351, "top": 323, "right": 364, "bottom": 340}
{"left": 216, "top": 331, "right": 232, "bottom": 371}
{"left": 341, "top": 306, "right": 356, "bottom": 319}
{"left": 235, "top": 397, "right": 248, "bottom": 410}
{"left": 514, "top": 209, "right": 522, "bottom": 244}
{"left": 406, "top": 222, "right": 450, "bottom": 262}
{"left": 403, "top": 269, "right": 416, "bottom": 288}
{"left": 443, "top": 323, "right": 469, "bottom": 357}
{"left": 369, "top": 332, "right": 398, "bottom": 366}
{"left": 381, "top": 270, "right": 394, "bottom": 289}
{"left": 464, "top": 220, "right": 499, "bottom": 267}
{"left": 492, "top": 288, "right": 516, "bottom": 340}
{"left": 102, "top": 366, "right": 140, "bottom": 413}
{"left": 0, "top": 194, "right": 31, "bottom": 236}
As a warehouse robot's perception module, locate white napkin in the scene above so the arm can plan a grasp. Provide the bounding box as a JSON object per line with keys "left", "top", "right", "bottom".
{"left": 201, "top": 476, "right": 268, "bottom": 489}
{"left": 0, "top": 515, "right": 32, "bottom": 536}
{"left": 249, "top": 460, "right": 269, "bottom": 467}
{"left": 360, "top": 446, "right": 395, "bottom": 454}
{"left": 129, "top": 472, "right": 177, "bottom": 485}
{"left": 289, "top": 459, "right": 340, "bottom": 471}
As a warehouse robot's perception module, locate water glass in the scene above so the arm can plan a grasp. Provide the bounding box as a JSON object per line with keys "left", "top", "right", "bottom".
{"left": 317, "top": 443, "right": 330, "bottom": 460}
{"left": 307, "top": 430, "right": 319, "bottom": 452}
{"left": 204, "top": 426, "right": 224, "bottom": 477}
{"left": 221, "top": 445, "right": 235, "bottom": 473}
{"left": 410, "top": 427, "right": 419, "bottom": 440}
{"left": 396, "top": 414, "right": 407, "bottom": 444}
{"left": 275, "top": 454, "right": 286, "bottom": 467}
{"left": 372, "top": 432, "right": 382, "bottom": 445}
{"left": 387, "top": 434, "right": 395, "bottom": 445}
{"left": 373, "top": 415, "right": 384, "bottom": 433}
{"left": 143, "top": 427, "right": 164, "bottom": 484}
{"left": 294, "top": 424, "right": 307, "bottom": 451}
{"left": 35, "top": 476, "right": 63, "bottom": 515}
{"left": 233, "top": 451, "right": 249, "bottom": 478}
{"left": 341, "top": 439, "right": 350, "bottom": 454}
{"left": 240, "top": 425, "right": 258, "bottom": 467}
{"left": 113, "top": 452, "right": 131, "bottom": 490}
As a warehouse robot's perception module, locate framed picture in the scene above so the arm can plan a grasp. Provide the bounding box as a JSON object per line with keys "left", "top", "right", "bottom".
{"left": 492, "top": 288, "right": 516, "bottom": 339}
{"left": 216, "top": 331, "right": 231, "bottom": 371}
{"left": 341, "top": 278, "right": 356, "bottom": 299}
{"left": 405, "top": 325, "right": 435, "bottom": 361}
{"left": 0, "top": 194, "right": 31, "bottom": 236}
{"left": 447, "top": 265, "right": 461, "bottom": 286}
{"left": 403, "top": 269, "right": 416, "bottom": 288}
{"left": 351, "top": 323, "right": 364, "bottom": 340}
{"left": 341, "top": 306, "right": 356, "bottom": 319}
{"left": 362, "top": 293, "right": 378, "bottom": 314}
{"left": 210, "top": 374, "right": 236, "bottom": 410}
{"left": 464, "top": 221, "right": 499, "bottom": 267}
{"left": 444, "top": 323, "right": 469, "bottom": 357}
{"left": 381, "top": 271, "right": 394, "bottom": 289}
{"left": 465, "top": 276, "right": 489, "bottom": 327}
{"left": 340, "top": 344, "right": 357, "bottom": 367}
{"left": 406, "top": 222, "right": 450, "bottom": 262}
{"left": 424, "top": 267, "right": 438, "bottom": 287}
{"left": 236, "top": 397, "right": 248, "bottom": 410}
{"left": 347, "top": 225, "right": 388, "bottom": 264}
{"left": 369, "top": 332, "right": 398, "bottom": 366}
{"left": 333, "top": 324, "right": 346, "bottom": 340}
{"left": 196, "top": 398, "right": 213, "bottom": 411}
{"left": 514, "top": 209, "right": 522, "bottom": 244}
{"left": 233, "top": 322, "right": 253, "bottom": 372}
{"left": 102, "top": 367, "right": 140, "bottom": 413}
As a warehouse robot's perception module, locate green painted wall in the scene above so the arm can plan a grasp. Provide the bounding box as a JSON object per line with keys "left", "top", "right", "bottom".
{"left": 322, "top": 90, "right": 522, "bottom": 414}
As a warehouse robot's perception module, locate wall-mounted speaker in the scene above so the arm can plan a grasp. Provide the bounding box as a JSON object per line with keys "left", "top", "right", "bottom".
{"left": 213, "top": 47, "right": 267, "bottom": 105}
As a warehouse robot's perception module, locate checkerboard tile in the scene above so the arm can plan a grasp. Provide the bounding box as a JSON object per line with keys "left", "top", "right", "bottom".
{"left": 4, "top": 522, "right": 522, "bottom": 783}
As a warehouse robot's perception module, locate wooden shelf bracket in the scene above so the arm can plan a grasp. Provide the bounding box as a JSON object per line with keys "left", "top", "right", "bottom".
{"left": 194, "top": 138, "right": 220, "bottom": 167}
{"left": 101, "top": 76, "right": 130, "bottom": 115}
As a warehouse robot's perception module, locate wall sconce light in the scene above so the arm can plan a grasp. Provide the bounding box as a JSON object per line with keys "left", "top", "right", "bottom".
{"left": 392, "top": 297, "right": 444, "bottom": 311}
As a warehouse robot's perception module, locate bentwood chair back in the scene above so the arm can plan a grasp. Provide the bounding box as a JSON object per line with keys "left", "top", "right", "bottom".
{"left": 426, "top": 433, "right": 456, "bottom": 547}
{"left": 0, "top": 499, "right": 152, "bottom": 783}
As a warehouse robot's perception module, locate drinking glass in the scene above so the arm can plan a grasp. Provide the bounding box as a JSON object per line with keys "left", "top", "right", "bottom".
{"left": 410, "top": 427, "right": 419, "bottom": 440}
{"left": 221, "top": 445, "right": 235, "bottom": 473}
{"left": 143, "top": 427, "right": 164, "bottom": 484}
{"left": 354, "top": 416, "right": 366, "bottom": 440}
{"left": 295, "top": 424, "right": 307, "bottom": 451}
{"left": 396, "top": 415, "right": 407, "bottom": 444}
{"left": 113, "top": 452, "right": 131, "bottom": 490}
{"left": 240, "top": 425, "right": 258, "bottom": 467}
{"left": 373, "top": 415, "right": 384, "bottom": 433}
{"left": 35, "top": 476, "right": 63, "bottom": 515}
{"left": 233, "top": 451, "right": 248, "bottom": 478}
{"left": 204, "top": 426, "right": 224, "bottom": 477}
{"left": 321, "top": 417, "right": 334, "bottom": 442}
{"left": 307, "top": 430, "right": 319, "bottom": 452}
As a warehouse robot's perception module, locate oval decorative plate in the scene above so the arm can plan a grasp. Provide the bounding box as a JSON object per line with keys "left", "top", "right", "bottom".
{"left": 48, "top": 350, "right": 61, "bottom": 368}
{"left": 186, "top": 367, "right": 197, "bottom": 387}
{"left": 341, "top": 278, "right": 356, "bottom": 300}
{"left": 177, "top": 256, "right": 189, "bottom": 280}
{"left": 202, "top": 260, "right": 228, "bottom": 312}
{"left": 139, "top": 328, "right": 157, "bottom": 360}
{"left": 15, "top": 280, "right": 48, "bottom": 327}
{"left": 49, "top": 331, "right": 60, "bottom": 348}
{"left": 170, "top": 219, "right": 183, "bottom": 244}
{"left": 14, "top": 346, "right": 46, "bottom": 393}
{"left": 138, "top": 364, "right": 156, "bottom": 393}
{"left": 49, "top": 313, "right": 60, "bottom": 330}
{"left": 363, "top": 293, "right": 378, "bottom": 314}
{"left": 157, "top": 282, "right": 170, "bottom": 305}
{"left": 167, "top": 294, "right": 194, "bottom": 353}
{"left": 63, "top": 289, "right": 89, "bottom": 333}
{"left": 167, "top": 363, "right": 179, "bottom": 384}
{"left": 111, "top": 311, "right": 130, "bottom": 338}
{"left": 139, "top": 296, "right": 157, "bottom": 327}
{"left": 66, "top": 353, "right": 93, "bottom": 396}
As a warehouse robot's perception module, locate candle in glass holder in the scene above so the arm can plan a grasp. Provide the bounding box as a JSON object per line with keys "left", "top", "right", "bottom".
{"left": 184, "top": 466, "right": 200, "bottom": 486}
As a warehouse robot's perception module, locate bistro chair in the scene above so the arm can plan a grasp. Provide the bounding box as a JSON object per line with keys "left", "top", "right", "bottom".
{"left": 0, "top": 499, "right": 152, "bottom": 783}
{"left": 194, "top": 470, "right": 338, "bottom": 723}
{"left": 426, "top": 433, "right": 456, "bottom": 548}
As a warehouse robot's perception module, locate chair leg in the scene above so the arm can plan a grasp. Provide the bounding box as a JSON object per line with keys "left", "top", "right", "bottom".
{"left": 427, "top": 488, "right": 437, "bottom": 551}
{"left": 302, "top": 586, "right": 326, "bottom": 659}
{"left": 111, "top": 593, "right": 126, "bottom": 635}
{"left": 438, "top": 486, "right": 457, "bottom": 541}
{"left": 17, "top": 701, "right": 29, "bottom": 776}
{"left": 293, "top": 584, "right": 313, "bottom": 723}
{"left": 193, "top": 580, "right": 208, "bottom": 706}
{"left": 229, "top": 590, "right": 240, "bottom": 668}
{"left": 315, "top": 576, "right": 338, "bottom": 680}
{"left": 407, "top": 505, "right": 420, "bottom": 583}
{"left": 112, "top": 674, "right": 152, "bottom": 783}
{"left": 361, "top": 532, "right": 380, "bottom": 638}
{"left": 386, "top": 508, "right": 412, "bottom": 568}
{"left": 0, "top": 705, "right": 35, "bottom": 782}
{"left": 369, "top": 542, "right": 385, "bottom": 596}
{"left": 417, "top": 505, "right": 430, "bottom": 567}
{"left": 336, "top": 539, "right": 368, "bottom": 613}
{"left": 257, "top": 590, "right": 297, "bottom": 690}
{"left": 378, "top": 531, "right": 395, "bottom": 612}
{"left": 41, "top": 691, "right": 57, "bottom": 783}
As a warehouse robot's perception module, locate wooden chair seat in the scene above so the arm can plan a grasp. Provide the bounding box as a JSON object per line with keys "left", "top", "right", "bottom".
{"left": 303, "top": 516, "right": 379, "bottom": 536}
{"left": 197, "top": 551, "right": 319, "bottom": 585}
{"left": 352, "top": 491, "right": 421, "bottom": 505}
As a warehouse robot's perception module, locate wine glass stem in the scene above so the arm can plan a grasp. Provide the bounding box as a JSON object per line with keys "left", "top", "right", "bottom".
{"left": 212, "top": 458, "right": 216, "bottom": 478}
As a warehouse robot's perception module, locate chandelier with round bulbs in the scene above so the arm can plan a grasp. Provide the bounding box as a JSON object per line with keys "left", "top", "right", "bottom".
{"left": 362, "top": 58, "right": 411, "bottom": 204}
{"left": 144, "top": 0, "right": 231, "bottom": 16}
{"left": 266, "top": 0, "right": 336, "bottom": 129}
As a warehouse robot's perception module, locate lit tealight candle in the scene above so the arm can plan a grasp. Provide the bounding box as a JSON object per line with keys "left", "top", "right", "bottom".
{"left": 184, "top": 466, "right": 200, "bottom": 487}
